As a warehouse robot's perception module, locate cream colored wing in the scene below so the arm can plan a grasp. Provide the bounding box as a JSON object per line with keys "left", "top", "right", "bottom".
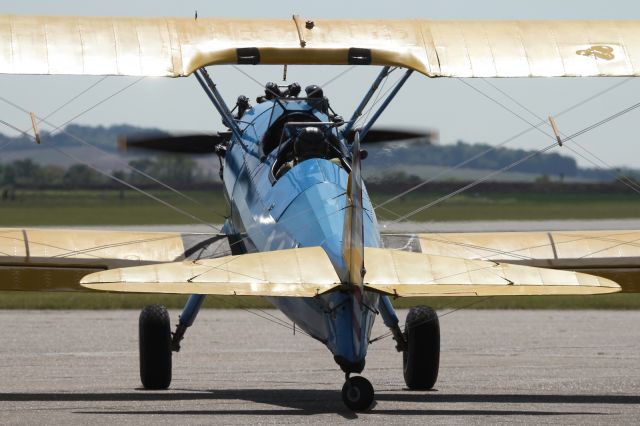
{"left": 383, "top": 230, "right": 640, "bottom": 293}
{"left": 362, "top": 247, "right": 619, "bottom": 297}
{"left": 416, "top": 230, "right": 640, "bottom": 293}
{"left": 0, "top": 228, "right": 227, "bottom": 291}
{"left": 81, "top": 246, "right": 619, "bottom": 297}
{"left": 1, "top": 15, "right": 640, "bottom": 77}
{"left": 81, "top": 246, "right": 341, "bottom": 297}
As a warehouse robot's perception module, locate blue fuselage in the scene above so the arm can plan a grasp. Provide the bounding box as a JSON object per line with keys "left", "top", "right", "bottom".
{"left": 222, "top": 99, "right": 381, "bottom": 371}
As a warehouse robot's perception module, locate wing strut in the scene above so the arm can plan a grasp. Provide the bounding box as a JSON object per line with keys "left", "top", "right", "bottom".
{"left": 359, "top": 69, "right": 413, "bottom": 141}
{"left": 194, "top": 68, "right": 246, "bottom": 149}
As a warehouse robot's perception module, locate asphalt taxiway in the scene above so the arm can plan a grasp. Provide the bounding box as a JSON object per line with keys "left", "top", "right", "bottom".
{"left": 1, "top": 309, "right": 639, "bottom": 425}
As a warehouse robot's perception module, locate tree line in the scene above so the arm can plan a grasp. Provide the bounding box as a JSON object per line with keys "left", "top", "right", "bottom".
{"left": 1, "top": 124, "right": 638, "bottom": 186}
{"left": 0, "top": 156, "right": 200, "bottom": 188}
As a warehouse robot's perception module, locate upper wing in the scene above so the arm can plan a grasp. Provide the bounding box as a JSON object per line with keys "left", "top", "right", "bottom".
{"left": 81, "top": 246, "right": 619, "bottom": 297}
{"left": 383, "top": 230, "right": 640, "bottom": 293}
{"left": 1, "top": 15, "right": 640, "bottom": 77}
{"left": 0, "top": 228, "right": 228, "bottom": 291}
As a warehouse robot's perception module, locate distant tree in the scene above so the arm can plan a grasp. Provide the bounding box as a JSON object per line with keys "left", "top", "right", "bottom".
{"left": 39, "top": 165, "right": 66, "bottom": 186}
{"left": 11, "top": 159, "right": 42, "bottom": 185}
{"left": 151, "top": 155, "right": 196, "bottom": 184}
{"left": 63, "top": 164, "right": 106, "bottom": 186}
{"left": 535, "top": 174, "right": 551, "bottom": 184}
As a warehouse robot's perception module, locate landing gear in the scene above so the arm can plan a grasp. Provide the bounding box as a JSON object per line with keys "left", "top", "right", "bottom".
{"left": 403, "top": 305, "right": 440, "bottom": 390}
{"left": 139, "top": 304, "right": 172, "bottom": 389}
{"left": 341, "top": 374, "right": 374, "bottom": 411}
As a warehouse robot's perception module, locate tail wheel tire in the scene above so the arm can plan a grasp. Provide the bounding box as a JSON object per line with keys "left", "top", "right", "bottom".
{"left": 341, "top": 376, "right": 374, "bottom": 411}
{"left": 139, "top": 304, "right": 172, "bottom": 389}
{"left": 403, "top": 305, "right": 440, "bottom": 390}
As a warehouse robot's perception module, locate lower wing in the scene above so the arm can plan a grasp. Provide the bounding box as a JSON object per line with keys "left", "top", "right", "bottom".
{"left": 80, "top": 246, "right": 619, "bottom": 297}
{"left": 0, "top": 228, "right": 227, "bottom": 291}
{"left": 382, "top": 230, "right": 640, "bottom": 293}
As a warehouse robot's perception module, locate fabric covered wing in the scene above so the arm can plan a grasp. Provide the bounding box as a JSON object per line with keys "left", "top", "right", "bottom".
{"left": 383, "top": 230, "right": 640, "bottom": 293}
{"left": 80, "top": 246, "right": 619, "bottom": 297}
{"left": 0, "top": 228, "right": 228, "bottom": 291}
{"left": 362, "top": 247, "right": 620, "bottom": 296}
{"left": 81, "top": 247, "right": 341, "bottom": 297}
{"left": 1, "top": 15, "right": 640, "bottom": 77}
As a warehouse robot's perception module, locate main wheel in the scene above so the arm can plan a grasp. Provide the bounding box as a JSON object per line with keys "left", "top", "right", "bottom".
{"left": 403, "top": 305, "right": 440, "bottom": 389}
{"left": 139, "top": 304, "right": 172, "bottom": 389}
{"left": 341, "top": 376, "right": 374, "bottom": 411}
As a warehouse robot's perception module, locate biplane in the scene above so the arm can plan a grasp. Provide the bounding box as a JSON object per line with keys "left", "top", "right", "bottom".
{"left": 1, "top": 15, "right": 640, "bottom": 411}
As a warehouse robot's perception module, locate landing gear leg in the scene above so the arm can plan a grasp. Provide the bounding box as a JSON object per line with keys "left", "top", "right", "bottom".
{"left": 341, "top": 373, "right": 374, "bottom": 411}
{"left": 171, "top": 294, "right": 206, "bottom": 352}
{"left": 378, "top": 295, "right": 407, "bottom": 351}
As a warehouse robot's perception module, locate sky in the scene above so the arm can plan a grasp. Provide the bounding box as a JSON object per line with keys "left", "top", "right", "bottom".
{"left": 1, "top": 1, "right": 640, "bottom": 169}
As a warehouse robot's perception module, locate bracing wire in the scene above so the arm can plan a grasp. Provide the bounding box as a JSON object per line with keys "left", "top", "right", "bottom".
{"left": 28, "top": 75, "right": 110, "bottom": 129}
{"left": 375, "top": 77, "right": 635, "bottom": 210}
{"left": 384, "top": 80, "right": 640, "bottom": 225}
{"left": 0, "top": 84, "right": 220, "bottom": 212}
{"left": 369, "top": 296, "right": 495, "bottom": 344}
{"left": 0, "top": 118, "right": 221, "bottom": 231}
{"left": 480, "top": 77, "right": 640, "bottom": 194}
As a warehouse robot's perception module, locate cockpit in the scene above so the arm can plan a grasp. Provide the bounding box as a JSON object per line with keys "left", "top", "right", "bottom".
{"left": 252, "top": 82, "right": 349, "bottom": 183}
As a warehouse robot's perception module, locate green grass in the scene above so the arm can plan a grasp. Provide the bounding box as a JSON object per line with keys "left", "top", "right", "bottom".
{"left": 0, "top": 189, "right": 229, "bottom": 226}
{"left": 1, "top": 189, "right": 639, "bottom": 227}
{"left": 371, "top": 192, "right": 640, "bottom": 222}
{"left": 1, "top": 291, "right": 638, "bottom": 310}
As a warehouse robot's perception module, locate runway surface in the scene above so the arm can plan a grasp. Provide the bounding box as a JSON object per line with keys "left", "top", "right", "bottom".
{"left": 1, "top": 309, "right": 639, "bottom": 425}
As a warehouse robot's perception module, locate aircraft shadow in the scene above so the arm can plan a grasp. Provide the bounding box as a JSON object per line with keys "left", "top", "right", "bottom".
{"left": 1, "top": 389, "right": 636, "bottom": 417}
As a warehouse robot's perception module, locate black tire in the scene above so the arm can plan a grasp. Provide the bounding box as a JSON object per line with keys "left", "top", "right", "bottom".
{"left": 341, "top": 376, "right": 374, "bottom": 411}
{"left": 139, "top": 304, "right": 172, "bottom": 389}
{"left": 403, "top": 305, "right": 440, "bottom": 390}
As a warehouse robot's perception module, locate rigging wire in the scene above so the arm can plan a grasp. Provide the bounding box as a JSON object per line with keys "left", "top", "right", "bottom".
{"left": 0, "top": 118, "right": 221, "bottom": 231}
{"left": 56, "top": 77, "right": 144, "bottom": 128}
{"left": 0, "top": 86, "right": 216, "bottom": 211}
{"left": 374, "top": 77, "right": 634, "bottom": 210}
{"left": 385, "top": 96, "right": 640, "bottom": 226}
{"left": 205, "top": 294, "right": 312, "bottom": 338}
{"left": 356, "top": 68, "right": 392, "bottom": 130}
{"left": 387, "top": 142, "right": 557, "bottom": 224}
{"left": 480, "top": 78, "right": 640, "bottom": 194}
{"left": 28, "top": 76, "right": 110, "bottom": 130}
{"left": 0, "top": 76, "right": 109, "bottom": 153}
{"left": 384, "top": 79, "right": 640, "bottom": 225}
{"left": 369, "top": 296, "right": 495, "bottom": 344}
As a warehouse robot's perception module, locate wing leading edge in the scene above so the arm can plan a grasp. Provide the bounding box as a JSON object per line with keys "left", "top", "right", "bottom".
{"left": 80, "top": 246, "right": 620, "bottom": 297}
{"left": 1, "top": 15, "right": 640, "bottom": 77}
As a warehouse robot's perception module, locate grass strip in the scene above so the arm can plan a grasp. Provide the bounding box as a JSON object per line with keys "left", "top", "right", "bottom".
{"left": 1, "top": 291, "right": 638, "bottom": 310}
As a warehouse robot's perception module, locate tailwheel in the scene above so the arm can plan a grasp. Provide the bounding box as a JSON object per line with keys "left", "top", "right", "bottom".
{"left": 403, "top": 305, "right": 440, "bottom": 390}
{"left": 341, "top": 375, "right": 374, "bottom": 411}
{"left": 139, "top": 304, "right": 172, "bottom": 389}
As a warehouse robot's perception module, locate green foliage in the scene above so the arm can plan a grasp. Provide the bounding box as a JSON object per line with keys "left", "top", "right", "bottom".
{"left": 0, "top": 156, "right": 198, "bottom": 187}
{"left": 63, "top": 164, "right": 108, "bottom": 186}
{"left": 366, "top": 140, "right": 580, "bottom": 176}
